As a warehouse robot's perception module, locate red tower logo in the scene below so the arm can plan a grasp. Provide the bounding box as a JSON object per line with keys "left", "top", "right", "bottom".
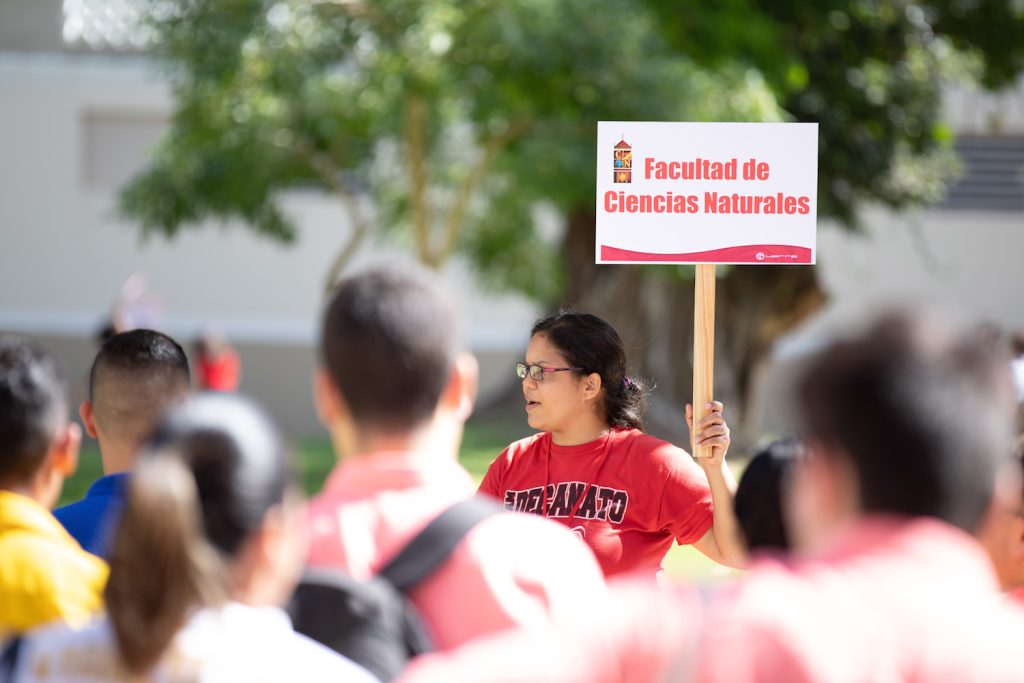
{"left": 613, "top": 137, "right": 632, "bottom": 183}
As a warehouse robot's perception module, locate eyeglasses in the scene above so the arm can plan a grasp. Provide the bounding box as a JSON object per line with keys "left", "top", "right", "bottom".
{"left": 516, "top": 362, "right": 583, "bottom": 382}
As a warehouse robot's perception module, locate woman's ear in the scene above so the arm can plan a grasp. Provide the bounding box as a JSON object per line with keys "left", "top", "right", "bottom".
{"left": 583, "top": 372, "right": 603, "bottom": 401}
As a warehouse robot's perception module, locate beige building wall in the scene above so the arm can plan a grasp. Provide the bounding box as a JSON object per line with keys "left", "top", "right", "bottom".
{"left": 0, "top": 51, "right": 540, "bottom": 437}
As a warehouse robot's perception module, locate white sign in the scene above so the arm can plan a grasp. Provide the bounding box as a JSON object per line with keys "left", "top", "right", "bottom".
{"left": 596, "top": 122, "right": 818, "bottom": 265}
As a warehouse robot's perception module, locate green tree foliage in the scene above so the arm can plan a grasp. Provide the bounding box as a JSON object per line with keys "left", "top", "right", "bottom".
{"left": 121, "top": 0, "right": 782, "bottom": 294}
{"left": 643, "top": 0, "right": 1024, "bottom": 225}
{"left": 124, "top": 0, "right": 1023, "bottom": 288}
{"left": 122, "top": 0, "right": 1024, "bottom": 441}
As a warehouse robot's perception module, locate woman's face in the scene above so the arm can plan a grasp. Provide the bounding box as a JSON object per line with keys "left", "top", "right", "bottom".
{"left": 522, "top": 333, "right": 598, "bottom": 438}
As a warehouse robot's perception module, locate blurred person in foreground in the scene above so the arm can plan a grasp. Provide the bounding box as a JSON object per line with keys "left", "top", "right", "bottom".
{"left": 0, "top": 335, "right": 106, "bottom": 638}
{"left": 398, "top": 310, "right": 1024, "bottom": 683}
{"left": 733, "top": 437, "right": 803, "bottom": 555}
{"left": 10, "top": 393, "right": 376, "bottom": 682}
{"left": 306, "top": 267, "right": 605, "bottom": 651}
{"left": 977, "top": 434, "right": 1024, "bottom": 602}
{"left": 54, "top": 329, "right": 190, "bottom": 556}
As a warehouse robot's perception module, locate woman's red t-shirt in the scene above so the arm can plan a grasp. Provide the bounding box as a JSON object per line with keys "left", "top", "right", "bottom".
{"left": 479, "top": 428, "right": 713, "bottom": 578}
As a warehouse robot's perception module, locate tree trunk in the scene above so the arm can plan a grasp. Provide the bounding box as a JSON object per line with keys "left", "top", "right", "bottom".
{"left": 560, "top": 206, "right": 826, "bottom": 450}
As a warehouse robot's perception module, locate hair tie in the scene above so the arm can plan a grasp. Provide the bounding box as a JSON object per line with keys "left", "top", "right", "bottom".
{"left": 623, "top": 377, "right": 633, "bottom": 389}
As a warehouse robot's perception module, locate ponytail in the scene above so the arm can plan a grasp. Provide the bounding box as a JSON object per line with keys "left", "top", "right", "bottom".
{"left": 105, "top": 453, "right": 228, "bottom": 675}
{"left": 105, "top": 393, "right": 290, "bottom": 675}
{"left": 604, "top": 375, "right": 649, "bottom": 431}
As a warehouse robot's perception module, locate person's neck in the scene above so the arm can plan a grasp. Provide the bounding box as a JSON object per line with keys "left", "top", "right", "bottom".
{"left": 339, "top": 416, "right": 462, "bottom": 463}
{"left": 0, "top": 482, "right": 39, "bottom": 501}
{"left": 100, "top": 443, "right": 136, "bottom": 476}
{"left": 550, "top": 420, "right": 611, "bottom": 447}
{"left": 0, "top": 472, "right": 57, "bottom": 509}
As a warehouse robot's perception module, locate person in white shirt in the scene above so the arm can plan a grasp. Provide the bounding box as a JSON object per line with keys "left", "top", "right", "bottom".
{"left": 9, "top": 393, "right": 377, "bottom": 683}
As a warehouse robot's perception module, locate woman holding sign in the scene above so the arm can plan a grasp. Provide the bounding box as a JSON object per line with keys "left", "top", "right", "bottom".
{"left": 479, "top": 310, "right": 746, "bottom": 578}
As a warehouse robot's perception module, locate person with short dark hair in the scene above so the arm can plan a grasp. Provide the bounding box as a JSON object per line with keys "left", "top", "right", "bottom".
{"left": 308, "top": 268, "right": 605, "bottom": 652}
{"left": 734, "top": 437, "right": 803, "bottom": 554}
{"left": 479, "top": 309, "right": 745, "bottom": 577}
{"left": 0, "top": 335, "right": 107, "bottom": 636}
{"left": 398, "top": 310, "right": 1024, "bottom": 683}
{"left": 12, "top": 393, "right": 377, "bottom": 682}
{"left": 54, "top": 329, "right": 190, "bottom": 555}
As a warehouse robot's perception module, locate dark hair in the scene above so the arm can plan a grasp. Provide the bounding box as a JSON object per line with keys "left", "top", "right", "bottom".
{"left": 321, "top": 267, "right": 459, "bottom": 431}
{"left": 106, "top": 393, "right": 290, "bottom": 674}
{"left": 531, "top": 309, "right": 649, "bottom": 430}
{"left": 797, "top": 311, "right": 1016, "bottom": 533}
{"left": 734, "top": 438, "right": 803, "bottom": 553}
{"left": 89, "top": 328, "right": 190, "bottom": 400}
{"left": 0, "top": 335, "right": 67, "bottom": 484}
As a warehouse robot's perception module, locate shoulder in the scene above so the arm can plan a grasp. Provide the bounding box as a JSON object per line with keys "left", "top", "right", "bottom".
{"left": 191, "top": 605, "right": 378, "bottom": 683}
{"left": 16, "top": 618, "right": 118, "bottom": 680}
{"left": 51, "top": 500, "right": 109, "bottom": 550}
{"left": 611, "top": 429, "right": 691, "bottom": 467}
{"left": 504, "top": 433, "right": 548, "bottom": 459}
{"left": 490, "top": 433, "right": 548, "bottom": 471}
{"left": 287, "top": 632, "right": 380, "bottom": 682}
{"left": 610, "top": 429, "right": 670, "bottom": 452}
{"left": 465, "top": 512, "right": 601, "bottom": 569}
{"left": 2, "top": 532, "right": 106, "bottom": 586}
{"left": 53, "top": 485, "right": 122, "bottom": 529}
{"left": 51, "top": 498, "right": 87, "bottom": 523}
{"left": 450, "top": 514, "right": 607, "bottom": 615}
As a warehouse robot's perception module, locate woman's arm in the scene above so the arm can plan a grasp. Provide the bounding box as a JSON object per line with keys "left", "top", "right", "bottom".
{"left": 687, "top": 402, "right": 748, "bottom": 568}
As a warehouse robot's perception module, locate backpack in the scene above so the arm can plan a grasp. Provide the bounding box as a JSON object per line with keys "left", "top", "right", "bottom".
{"left": 287, "top": 497, "right": 501, "bottom": 682}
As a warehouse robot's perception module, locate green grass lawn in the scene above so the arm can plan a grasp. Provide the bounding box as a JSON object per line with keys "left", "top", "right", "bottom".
{"left": 61, "top": 419, "right": 734, "bottom": 581}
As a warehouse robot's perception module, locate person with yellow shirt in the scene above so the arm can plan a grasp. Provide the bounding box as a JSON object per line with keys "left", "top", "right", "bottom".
{"left": 0, "top": 335, "right": 107, "bottom": 636}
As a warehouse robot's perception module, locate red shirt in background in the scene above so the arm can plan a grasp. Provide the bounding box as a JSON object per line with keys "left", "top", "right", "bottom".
{"left": 479, "top": 428, "right": 713, "bottom": 578}
{"left": 198, "top": 350, "right": 241, "bottom": 392}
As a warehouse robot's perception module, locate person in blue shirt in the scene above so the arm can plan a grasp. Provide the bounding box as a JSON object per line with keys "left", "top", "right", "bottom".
{"left": 54, "top": 329, "right": 190, "bottom": 555}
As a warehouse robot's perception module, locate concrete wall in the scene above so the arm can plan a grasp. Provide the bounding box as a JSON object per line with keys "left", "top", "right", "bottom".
{"left": 0, "top": 1, "right": 64, "bottom": 53}
{"left": 0, "top": 51, "right": 540, "bottom": 436}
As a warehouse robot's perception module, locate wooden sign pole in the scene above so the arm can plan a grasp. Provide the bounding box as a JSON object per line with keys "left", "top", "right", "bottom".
{"left": 692, "top": 264, "right": 716, "bottom": 459}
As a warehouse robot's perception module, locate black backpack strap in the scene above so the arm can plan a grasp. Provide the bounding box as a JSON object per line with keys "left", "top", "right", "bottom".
{"left": 378, "top": 497, "right": 502, "bottom": 593}
{"left": 0, "top": 637, "right": 23, "bottom": 683}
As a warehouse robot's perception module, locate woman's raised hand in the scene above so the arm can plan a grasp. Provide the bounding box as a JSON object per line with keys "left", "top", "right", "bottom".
{"left": 685, "top": 401, "right": 730, "bottom": 467}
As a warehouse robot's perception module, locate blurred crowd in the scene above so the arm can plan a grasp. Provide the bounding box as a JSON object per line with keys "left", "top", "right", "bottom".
{"left": 1, "top": 265, "right": 1023, "bottom": 683}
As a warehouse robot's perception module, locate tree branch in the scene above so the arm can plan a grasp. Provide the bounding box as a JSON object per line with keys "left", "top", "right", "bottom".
{"left": 292, "top": 136, "right": 371, "bottom": 292}
{"left": 439, "top": 121, "right": 528, "bottom": 263}
{"left": 404, "top": 95, "right": 433, "bottom": 266}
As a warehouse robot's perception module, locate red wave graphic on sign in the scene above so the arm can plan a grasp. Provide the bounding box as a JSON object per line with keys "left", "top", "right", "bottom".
{"left": 600, "top": 244, "right": 813, "bottom": 264}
